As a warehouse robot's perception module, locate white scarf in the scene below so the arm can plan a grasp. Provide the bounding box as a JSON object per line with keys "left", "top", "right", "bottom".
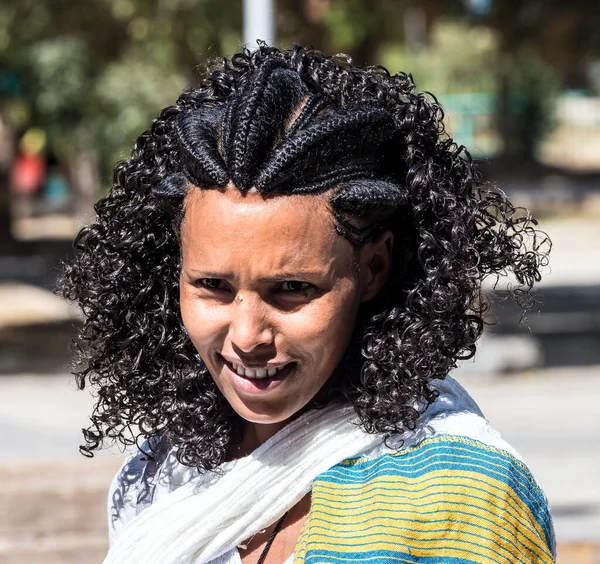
{"left": 104, "top": 402, "right": 383, "bottom": 564}
{"left": 105, "top": 376, "right": 514, "bottom": 564}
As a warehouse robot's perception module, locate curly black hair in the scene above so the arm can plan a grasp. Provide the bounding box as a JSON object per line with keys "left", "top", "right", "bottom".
{"left": 56, "top": 44, "right": 550, "bottom": 470}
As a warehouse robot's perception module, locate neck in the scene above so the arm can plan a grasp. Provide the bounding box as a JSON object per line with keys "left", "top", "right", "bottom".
{"left": 229, "top": 413, "right": 301, "bottom": 461}
{"left": 241, "top": 419, "right": 288, "bottom": 453}
{"left": 229, "top": 405, "right": 319, "bottom": 461}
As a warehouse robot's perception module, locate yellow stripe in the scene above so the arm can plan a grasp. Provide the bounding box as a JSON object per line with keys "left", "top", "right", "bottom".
{"left": 295, "top": 509, "right": 551, "bottom": 563}
{"left": 292, "top": 534, "right": 532, "bottom": 563}
{"left": 316, "top": 471, "right": 531, "bottom": 509}
{"left": 335, "top": 437, "right": 543, "bottom": 502}
{"left": 313, "top": 469, "right": 546, "bottom": 543}
{"left": 310, "top": 499, "right": 534, "bottom": 546}
{"left": 313, "top": 484, "right": 539, "bottom": 541}
{"left": 305, "top": 511, "right": 546, "bottom": 562}
{"left": 320, "top": 458, "right": 542, "bottom": 517}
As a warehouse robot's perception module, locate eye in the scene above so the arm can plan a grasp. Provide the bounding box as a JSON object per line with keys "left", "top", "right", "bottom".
{"left": 198, "top": 278, "right": 230, "bottom": 291}
{"left": 278, "top": 281, "right": 313, "bottom": 293}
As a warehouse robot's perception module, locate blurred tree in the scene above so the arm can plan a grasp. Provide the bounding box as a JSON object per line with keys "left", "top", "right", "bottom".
{"left": 0, "top": 0, "right": 242, "bottom": 230}
{"left": 280, "top": 0, "right": 599, "bottom": 165}
{"left": 277, "top": 0, "right": 462, "bottom": 65}
{"left": 475, "top": 0, "right": 600, "bottom": 163}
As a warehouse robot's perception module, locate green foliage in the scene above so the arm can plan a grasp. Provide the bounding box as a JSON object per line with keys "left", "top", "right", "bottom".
{"left": 27, "top": 37, "right": 89, "bottom": 117}
{"left": 95, "top": 46, "right": 187, "bottom": 167}
{"left": 0, "top": 0, "right": 242, "bottom": 185}
{"left": 324, "top": 0, "right": 386, "bottom": 50}
{"left": 381, "top": 21, "right": 498, "bottom": 94}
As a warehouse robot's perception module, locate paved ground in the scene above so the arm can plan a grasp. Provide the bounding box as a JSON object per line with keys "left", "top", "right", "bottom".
{"left": 1, "top": 365, "right": 599, "bottom": 546}
{"left": 535, "top": 216, "right": 600, "bottom": 289}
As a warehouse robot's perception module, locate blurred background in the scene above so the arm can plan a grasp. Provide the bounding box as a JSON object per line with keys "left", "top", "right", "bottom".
{"left": 0, "top": 0, "right": 599, "bottom": 562}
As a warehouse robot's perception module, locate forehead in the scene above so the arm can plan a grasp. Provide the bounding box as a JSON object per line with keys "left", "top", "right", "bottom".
{"left": 180, "top": 187, "right": 351, "bottom": 273}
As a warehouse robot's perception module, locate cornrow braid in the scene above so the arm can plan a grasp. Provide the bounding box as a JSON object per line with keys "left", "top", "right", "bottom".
{"left": 285, "top": 94, "right": 331, "bottom": 137}
{"left": 225, "top": 62, "right": 309, "bottom": 190}
{"left": 56, "top": 43, "right": 550, "bottom": 470}
{"left": 175, "top": 106, "right": 228, "bottom": 187}
{"left": 331, "top": 180, "right": 408, "bottom": 246}
{"left": 254, "top": 107, "right": 396, "bottom": 193}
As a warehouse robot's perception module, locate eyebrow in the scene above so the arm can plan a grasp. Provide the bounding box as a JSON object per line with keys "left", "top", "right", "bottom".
{"left": 185, "top": 269, "right": 331, "bottom": 282}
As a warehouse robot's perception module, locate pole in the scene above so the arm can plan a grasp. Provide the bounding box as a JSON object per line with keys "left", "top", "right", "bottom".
{"left": 243, "top": 0, "right": 274, "bottom": 49}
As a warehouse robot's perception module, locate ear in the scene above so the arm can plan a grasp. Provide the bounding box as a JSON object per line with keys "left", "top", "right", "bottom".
{"left": 359, "top": 230, "right": 394, "bottom": 303}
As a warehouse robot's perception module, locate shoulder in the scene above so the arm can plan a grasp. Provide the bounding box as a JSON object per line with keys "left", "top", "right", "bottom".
{"left": 308, "top": 434, "right": 555, "bottom": 563}
{"left": 107, "top": 435, "right": 181, "bottom": 546}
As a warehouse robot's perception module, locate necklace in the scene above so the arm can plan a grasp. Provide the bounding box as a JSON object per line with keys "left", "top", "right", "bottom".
{"left": 255, "top": 511, "right": 289, "bottom": 564}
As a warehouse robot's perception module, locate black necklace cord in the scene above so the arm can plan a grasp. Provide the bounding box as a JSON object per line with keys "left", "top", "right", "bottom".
{"left": 255, "top": 511, "right": 289, "bottom": 564}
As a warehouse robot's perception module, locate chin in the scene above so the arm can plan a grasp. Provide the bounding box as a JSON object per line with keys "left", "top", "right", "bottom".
{"left": 235, "top": 404, "right": 297, "bottom": 425}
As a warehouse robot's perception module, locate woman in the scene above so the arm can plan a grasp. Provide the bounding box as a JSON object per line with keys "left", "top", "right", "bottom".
{"left": 57, "top": 44, "right": 555, "bottom": 563}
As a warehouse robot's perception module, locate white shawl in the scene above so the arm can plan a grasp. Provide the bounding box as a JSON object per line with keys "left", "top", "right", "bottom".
{"left": 104, "top": 376, "right": 520, "bottom": 564}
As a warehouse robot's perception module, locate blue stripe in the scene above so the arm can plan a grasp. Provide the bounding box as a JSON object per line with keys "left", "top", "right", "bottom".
{"left": 333, "top": 438, "right": 531, "bottom": 479}
{"left": 321, "top": 451, "right": 542, "bottom": 509}
{"left": 326, "top": 438, "right": 537, "bottom": 487}
{"left": 304, "top": 547, "right": 509, "bottom": 564}
{"left": 323, "top": 444, "right": 531, "bottom": 486}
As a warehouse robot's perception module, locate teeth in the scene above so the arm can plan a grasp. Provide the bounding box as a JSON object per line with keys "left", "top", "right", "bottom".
{"left": 231, "top": 362, "right": 287, "bottom": 379}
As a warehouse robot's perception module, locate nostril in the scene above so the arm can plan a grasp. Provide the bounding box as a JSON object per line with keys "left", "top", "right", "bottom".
{"left": 229, "top": 324, "right": 276, "bottom": 353}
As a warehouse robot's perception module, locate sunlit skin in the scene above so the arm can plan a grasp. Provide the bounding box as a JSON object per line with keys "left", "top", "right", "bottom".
{"left": 179, "top": 186, "right": 392, "bottom": 455}
{"left": 179, "top": 186, "right": 392, "bottom": 564}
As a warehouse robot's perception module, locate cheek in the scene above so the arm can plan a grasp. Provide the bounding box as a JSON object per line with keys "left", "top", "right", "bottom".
{"left": 284, "top": 285, "right": 360, "bottom": 362}
{"left": 180, "top": 291, "right": 227, "bottom": 352}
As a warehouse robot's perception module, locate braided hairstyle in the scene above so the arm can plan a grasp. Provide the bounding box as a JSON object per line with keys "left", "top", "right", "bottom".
{"left": 57, "top": 44, "right": 549, "bottom": 469}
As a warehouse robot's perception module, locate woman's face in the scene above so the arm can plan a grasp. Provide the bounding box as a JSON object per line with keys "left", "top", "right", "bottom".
{"left": 179, "top": 187, "right": 390, "bottom": 436}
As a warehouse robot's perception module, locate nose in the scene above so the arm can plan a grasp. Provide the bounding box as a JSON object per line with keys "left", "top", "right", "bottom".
{"left": 229, "top": 293, "right": 274, "bottom": 353}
